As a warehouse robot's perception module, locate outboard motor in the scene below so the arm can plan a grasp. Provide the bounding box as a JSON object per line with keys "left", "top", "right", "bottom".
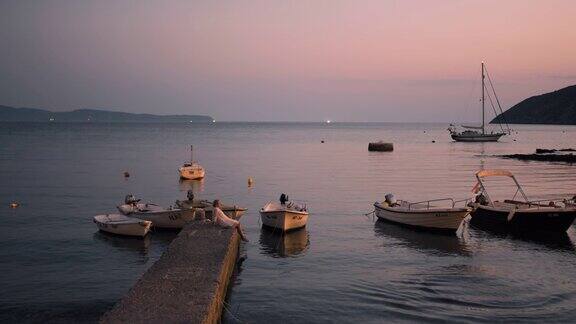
{"left": 385, "top": 193, "right": 396, "bottom": 206}
{"left": 187, "top": 190, "right": 195, "bottom": 201}
{"left": 124, "top": 194, "right": 139, "bottom": 205}
{"left": 279, "top": 193, "right": 289, "bottom": 205}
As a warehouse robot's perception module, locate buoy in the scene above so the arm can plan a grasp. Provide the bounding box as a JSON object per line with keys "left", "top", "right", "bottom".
{"left": 10, "top": 202, "right": 19, "bottom": 208}
{"left": 431, "top": 140, "right": 436, "bottom": 143}
{"left": 368, "top": 141, "right": 393, "bottom": 152}
{"left": 124, "top": 171, "right": 130, "bottom": 178}
{"left": 248, "top": 177, "right": 254, "bottom": 187}
{"left": 321, "top": 140, "right": 325, "bottom": 143}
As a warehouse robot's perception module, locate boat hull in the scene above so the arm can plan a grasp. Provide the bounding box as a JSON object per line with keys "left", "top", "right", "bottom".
{"left": 374, "top": 203, "right": 468, "bottom": 232}
{"left": 451, "top": 133, "right": 504, "bottom": 142}
{"left": 93, "top": 214, "right": 151, "bottom": 237}
{"left": 260, "top": 210, "right": 309, "bottom": 232}
{"left": 131, "top": 209, "right": 196, "bottom": 229}
{"left": 179, "top": 166, "right": 205, "bottom": 180}
{"left": 470, "top": 205, "right": 576, "bottom": 233}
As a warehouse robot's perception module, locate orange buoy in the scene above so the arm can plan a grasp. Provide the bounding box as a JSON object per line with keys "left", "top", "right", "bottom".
{"left": 248, "top": 177, "right": 254, "bottom": 187}
{"left": 10, "top": 202, "right": 19, "bottom": 208}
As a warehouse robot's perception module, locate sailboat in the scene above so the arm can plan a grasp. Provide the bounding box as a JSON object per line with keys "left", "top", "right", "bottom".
{"left": 178, "top": 145, "right": 205, "bottom": 180}
{"left": 449, "top": 62, "right": 510, "bottom": 142}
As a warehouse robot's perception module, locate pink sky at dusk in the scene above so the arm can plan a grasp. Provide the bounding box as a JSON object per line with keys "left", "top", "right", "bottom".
{"left": 1, "top": 0, "right": 575, "bottom": 121}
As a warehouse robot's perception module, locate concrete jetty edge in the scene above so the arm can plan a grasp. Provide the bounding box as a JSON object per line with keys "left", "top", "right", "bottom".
{"left": 100, "top": 222, "right": 240, "bottom": 324}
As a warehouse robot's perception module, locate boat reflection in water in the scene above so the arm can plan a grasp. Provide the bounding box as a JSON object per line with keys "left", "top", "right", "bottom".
{"left": 374, "top": 219, "right": 471, "bottom": 256}
{"left": 178, "top": 178, "right": 205, "bottom": 194}
{"left": 471, "top": 226, "right": 576, "bottom": 251}
{"left": 93, "top": 231, "right": 151, "bottom": 255}
{"left": 259, "top": 227, "right": 310, "bottom": 258}
{"left": 93, "top": 230, "right": 179, "bottom": 256}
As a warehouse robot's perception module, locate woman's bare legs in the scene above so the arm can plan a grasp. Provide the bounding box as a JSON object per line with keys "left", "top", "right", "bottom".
{"left": 235, "top": 224, "right": 249, "bottom": 242}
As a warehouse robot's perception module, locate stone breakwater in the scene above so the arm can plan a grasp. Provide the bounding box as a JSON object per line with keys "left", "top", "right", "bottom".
{"left": 101, "top": 222, "right": 240, "bottom": 324}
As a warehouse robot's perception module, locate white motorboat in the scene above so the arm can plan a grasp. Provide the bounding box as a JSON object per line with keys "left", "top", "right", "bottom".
{"left": 374, "top": 194, "right": 470, "bottom": 233}
{"left": 176, "top": 199, "right": 246, "bottom": 219}
{"left": 175, "top": 190, "right": 246, "bottom": 220}
{"left": 260, "top": 200, "right": 309, "bottom": 232}
{"left": 117, "top": 195, "right": 196, "bottom": 229}
{"left": 448, "top": 62, "right": 510, "bottom": 142}
{"left": 93, "top": 214, "right": 152, "bottom": 237}
{"left": 179, "top": 145, "right": 205, "bottom": 180}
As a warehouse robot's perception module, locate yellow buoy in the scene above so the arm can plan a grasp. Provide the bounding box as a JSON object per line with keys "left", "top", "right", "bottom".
{"left": 247, "top": 177, "right": 254, "bottom": 187}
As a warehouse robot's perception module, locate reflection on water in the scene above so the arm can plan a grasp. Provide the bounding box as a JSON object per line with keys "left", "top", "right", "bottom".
{"left": 93, "top": 231, "right": 151, "bottom": 255}
{"left": 259, "top": 227, "right": 310, "bottom": 258}
{"left": 470, "top": 226, "right": 576, "bottom": 251}
{"left": 374, "top": 219, "right": 471, "bottom": 256}
{"left": 178, "top": 178, "right": 205, "bottom": 194}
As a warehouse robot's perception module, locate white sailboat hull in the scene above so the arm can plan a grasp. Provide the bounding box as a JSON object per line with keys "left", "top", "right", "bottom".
{"left": 374, "top": 203, "right": 468, "bottom": 232}
{"left": 451, "top": 133, "right": 504, "bottom": 142}
{"left": 94, "top": 214, "right": 152, "bottom": 237}
{"left": 179, "top": 166, "right": 205, "bottom": 180}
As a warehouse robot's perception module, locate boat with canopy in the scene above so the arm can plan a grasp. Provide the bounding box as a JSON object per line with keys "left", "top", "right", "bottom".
{"left": 469, "top": 169, "right": 576, "bottom": 232}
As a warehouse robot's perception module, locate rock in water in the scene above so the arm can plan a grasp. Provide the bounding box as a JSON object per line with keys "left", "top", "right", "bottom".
{"left": 368, "top": 142, "right": 394, "bottom": 152}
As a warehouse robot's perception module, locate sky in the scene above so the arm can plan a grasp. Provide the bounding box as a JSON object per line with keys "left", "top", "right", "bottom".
{"left": 1, "top": 0, "right": 575, "bottom": 122}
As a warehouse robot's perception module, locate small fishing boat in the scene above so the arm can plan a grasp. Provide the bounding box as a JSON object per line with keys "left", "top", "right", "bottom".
{"left": 448, "top": 62, "right": 510, "bottom": 142}
{"left": 93, "top": 214, "right": 152, "bottom": 237}
{"left": 175, "top": 190, "right": 246, "bottom": 220}
{"left": 469, "top": 169, "right": 576, "bottom": 233}
{"left": 176, "top": 199, "right": 246, "bottom": 219}
{"left": 179, "top": 145, "right": 205, "bottom": 180}
{"left": 260, "top": 195, "right": 309, "bottom": 231}
{"left": 117, "top": 195, "right": 196, "bottom": 229}
{"left": 373, "top": 194, "right": 470, "bottom": 233}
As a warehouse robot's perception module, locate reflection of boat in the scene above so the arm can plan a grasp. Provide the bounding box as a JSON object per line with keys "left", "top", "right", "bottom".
{"left": 374, "top": 195, "right": 469, "bottom": 233}
{"left": 448, "top": 62, "right": 509, "bottom": 142}
{"left": 118, "top": 195, "right": 196, "bottom": 229}
{"left": 259, "top": 227, "right": 310, "bottom": 257}
{"left": 260, "top": 201, "right": 309, "bottom": 231}
{"left": 178, "top": 178, "right": 205, "bottom": 193}
{"left": 471, "top": 226, "right": 575, "bottom": 251}
{"left": 179, "top": 145, "right": 205, "bottom": 180}
{"left": 93, "top": 214, "right": 151, "bottom": 237}
{"left": 374, "top": 220, "right": 470, "bottom": 256}
{"left": 470, "top": 170, "right": 576, "bottom": 233}
{"left": 93, "top": 231, "right": 151, "bottom": 254}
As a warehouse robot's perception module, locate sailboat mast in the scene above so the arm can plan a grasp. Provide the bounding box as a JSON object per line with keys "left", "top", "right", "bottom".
{"left": 481, "top": 61, "right": 485, "bottom": 134}
{"left": 190, "top": 145, "right": 194, "bottom": 162}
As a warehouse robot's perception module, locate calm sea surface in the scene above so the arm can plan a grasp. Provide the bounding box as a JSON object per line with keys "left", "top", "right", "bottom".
{"left": 1, "top": 122, "right": 576, "bottom": 323}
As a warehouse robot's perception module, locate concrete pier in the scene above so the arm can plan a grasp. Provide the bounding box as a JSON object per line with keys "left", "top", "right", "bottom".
{"left": 101, "top": 222, "right": 240, "bottom": 324}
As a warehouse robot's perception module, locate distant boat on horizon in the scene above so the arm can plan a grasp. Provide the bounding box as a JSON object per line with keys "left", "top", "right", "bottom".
{"left": 448, "top": 62, "right": 510, "bottom": 142}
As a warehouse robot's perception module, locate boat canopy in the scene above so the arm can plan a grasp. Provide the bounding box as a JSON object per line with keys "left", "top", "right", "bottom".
{"left": 476, "top": 169, "right": 514, "bottom": 178}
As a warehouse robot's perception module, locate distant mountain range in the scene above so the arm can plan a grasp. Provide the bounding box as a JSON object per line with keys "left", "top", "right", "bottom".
{"left": 492, "top": 85, "right": 576, "bottom": 125}
{"left": 0, "top": 105, "right": 214, "bottom": 123}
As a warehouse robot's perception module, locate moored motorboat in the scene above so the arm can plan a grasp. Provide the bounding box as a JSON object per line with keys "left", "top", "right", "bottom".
{"left": 469, "top": 169, "right": 576, "bottom": 233}
{"left": 260, "top": 194, "right": 309, "bottom": 232}
{"left": 93, "top": 214, "right": 152, "bottom": 237}
{"left": 373, "top": 194, "right": 470, "bottom": 233}
{"left": 175, "top": 191, "right": 246, "bottom": 220}
{"left": 179, "top": 145, "right": 205, "bottom": 180}
{"left": 117, "top": 195, "right": 197, "bottom": 229}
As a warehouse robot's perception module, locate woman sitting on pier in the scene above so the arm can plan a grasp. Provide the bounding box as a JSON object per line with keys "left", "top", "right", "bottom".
{"left": 212, "top": 200, "right": 249, "bottom": 242}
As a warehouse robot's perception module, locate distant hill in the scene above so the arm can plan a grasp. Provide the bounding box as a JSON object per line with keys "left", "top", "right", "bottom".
{"left": 0, "top": 105, "right": 214, "bottom": 123}
{"left": 492, "top": 85, "right": 576, "bottom": 125}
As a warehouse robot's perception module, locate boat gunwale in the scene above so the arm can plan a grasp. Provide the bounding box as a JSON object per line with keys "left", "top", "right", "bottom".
{"left": 373, "top": 202, "right": 470, "bottom": 215}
